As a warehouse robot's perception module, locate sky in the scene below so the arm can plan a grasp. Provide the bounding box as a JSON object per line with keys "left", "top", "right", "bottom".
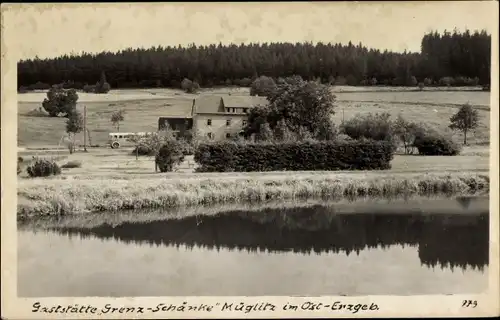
{"left": 1, "top": 2, "right": 497, "bottom": 61}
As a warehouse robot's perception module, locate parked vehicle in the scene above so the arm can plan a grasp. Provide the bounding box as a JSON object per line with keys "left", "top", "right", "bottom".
{"left": 108, "top": 132, "right": 151, "bottom": 149}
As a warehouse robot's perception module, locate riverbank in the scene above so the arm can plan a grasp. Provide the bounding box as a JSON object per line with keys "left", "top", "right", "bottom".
{"left": 17, "top": 171, "right": 489, "bottom": 217}
{"left": 18, "top": 195, "right": 488, "bottom": 230}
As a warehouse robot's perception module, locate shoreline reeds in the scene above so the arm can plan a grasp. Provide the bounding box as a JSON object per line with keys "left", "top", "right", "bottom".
{"left": 17, "top": 172, "right": 489, "bottom": 217}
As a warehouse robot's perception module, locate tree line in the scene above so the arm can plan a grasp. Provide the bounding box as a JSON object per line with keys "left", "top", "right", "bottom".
{"left": 17, "top": 29, "right": 491, "bottom": 91}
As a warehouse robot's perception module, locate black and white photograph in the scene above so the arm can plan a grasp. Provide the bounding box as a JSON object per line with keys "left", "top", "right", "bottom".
{"left": 1, "top": 1, "right": 498, "bottom": 318}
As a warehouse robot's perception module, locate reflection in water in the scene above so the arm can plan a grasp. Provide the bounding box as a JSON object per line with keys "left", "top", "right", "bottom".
{"left": 18, "top": 197, "right": 490, "bottom": 297}
{"left": 51, "top": 203, "right": 489, "bottom": 271}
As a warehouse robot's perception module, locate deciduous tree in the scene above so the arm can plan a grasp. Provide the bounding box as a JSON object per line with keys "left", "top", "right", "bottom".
{"left": 65, "top": 110, "right": 83, "bottom": 154}
{"left": 449, "top": 104, "right": 479, "bottom": 145}
{"left": 110, "top": 110, "right": 126, "bottom": 131}
{"left": 42, "top": 87, "right": 78, "bottom": 117}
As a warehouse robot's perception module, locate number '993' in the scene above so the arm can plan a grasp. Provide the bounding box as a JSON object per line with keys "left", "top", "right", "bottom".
{"left": 462, "top": 300, "right": 477, "bottom": 308}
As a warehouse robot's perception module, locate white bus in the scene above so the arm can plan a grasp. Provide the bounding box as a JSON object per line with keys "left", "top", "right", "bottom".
{"left": 108, "top": 132, "right": 152, "bottom": 149}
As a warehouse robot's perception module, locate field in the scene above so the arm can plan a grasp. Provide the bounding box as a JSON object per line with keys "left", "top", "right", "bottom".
{"left": 17, "top": 144, "right": 490, "bottom": 179}
{"left": 17, "top": 86, "right": 491, "bottom": 147}
{"left": 16, "top": 86, "right": 491, "bottom": 216}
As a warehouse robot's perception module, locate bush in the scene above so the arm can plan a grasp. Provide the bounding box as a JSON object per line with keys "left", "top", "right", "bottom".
{"left": 346, "top": 74, "right": 358, "bottom": 86}
{"left": 391, "top": 77, "right": 404, "bottom": 86}
{"left": 439, "top": 76, "right": 455, "bottom": 87}
{"left": 413, "top": 128, "right": 462, "bottom": 156}
{"left": 97, "top": 82, "right": 111, "bottom": 93}
{"left": 469, "top": 77, "right": 480, "bottom": 86}
{"left": 27, "top": 157, "right": 61, "bottom": 177}
{"left": 238, "top": 77, "right": 252, "bottom": 87}
{"left": 453, "top": 76, "right": 467, "bottom": 86}
{"left": 94, "top": 71, "right": 111, "bottom": 94}
{"left": 131, "top": 145, "right": 155, "bottom": 156}
{"left": 424, "top": 78, "right": 433, "bottom": 86}
{"left": 83, "top": 84, "right": 96, "bottom": 93}
{"left": 61, "top": 160, "right": 82, "bottom": 169}
{"left": 409, "top": 76, "right": 418, "bottom": 86}
{"left": 250, "top": 76, "right": 277, "bottom": 97}
{"left": 340, "top": 112, "right": 395, "bottom": 143}
{"left": 155, "top": 140, "right": 186, "bottom": 172}
{"left": 181, "top": 78, "right": 200, "bottom": 94}
{"left": 454, "top": 76, "right": 479, "bottom": 87}
{"left": 194, "top": 140, "right": 395, "bottom": 172}
{"left": 334, "top": 76, "right": 347, "bottom": 85}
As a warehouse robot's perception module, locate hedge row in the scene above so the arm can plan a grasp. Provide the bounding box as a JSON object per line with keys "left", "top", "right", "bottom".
{"left": 194, "top": 141, "right": 395, "bottom": 172}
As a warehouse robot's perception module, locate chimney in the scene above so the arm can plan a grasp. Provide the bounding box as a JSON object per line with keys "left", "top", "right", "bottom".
{"left": 191, "top": 99, "right": 196, "bottom": 117}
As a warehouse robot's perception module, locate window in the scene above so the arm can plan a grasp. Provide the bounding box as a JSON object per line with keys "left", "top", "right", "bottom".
{"left": 207, "top": 119, "right": 212, "bottom": 126}
{"left": 243, "top": 108, "right": 248, "bottom": 113}
{"left": 226, "top": 119, "right": 231, "bottom": 126}
{"left": 207, "top": 132, "right": 213, "bottom": 139}
{"left": 226, "top": 133, "right": 231, "bottom": 139}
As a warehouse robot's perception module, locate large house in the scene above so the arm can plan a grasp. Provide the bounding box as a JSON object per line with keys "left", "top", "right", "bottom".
{"left": 158, "top": 95, "right": 267, "bottom": 140}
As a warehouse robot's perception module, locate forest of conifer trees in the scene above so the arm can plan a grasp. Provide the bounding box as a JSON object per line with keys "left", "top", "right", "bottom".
{"left": 17, "top": 29, "right": 491, "bottom": 91}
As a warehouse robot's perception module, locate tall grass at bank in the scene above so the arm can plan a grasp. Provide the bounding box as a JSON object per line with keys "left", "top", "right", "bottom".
{"left": 18, "top": 195, "right": 488, "bottom": 231}
{"left": 17, "top": 172, "right": 489, "bottom": 217}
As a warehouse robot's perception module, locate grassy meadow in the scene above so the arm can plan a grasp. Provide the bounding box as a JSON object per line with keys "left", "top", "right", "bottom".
{"left": 16, "top": 86, "right": 491, "bottom": 216}
{"left": 18, "top": 86, "right": 491, "bottom": 147}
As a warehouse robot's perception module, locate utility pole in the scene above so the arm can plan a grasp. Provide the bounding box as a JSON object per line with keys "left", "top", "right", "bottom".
{"left": 83, "top": 105, "right": 87, "bottom": 152}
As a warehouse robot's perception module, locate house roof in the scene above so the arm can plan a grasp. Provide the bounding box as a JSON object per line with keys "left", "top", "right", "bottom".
{"left": 158, "top": 115, "right": 192, "bottom": 119}
{"left": 194, "top": 95, "right": 268, "bottom": 114}
{"left": 158, "top": 94, "right": 268, "bottom": 119}
{"left": 158, "top": 99, "right": 195, "bottom": 118}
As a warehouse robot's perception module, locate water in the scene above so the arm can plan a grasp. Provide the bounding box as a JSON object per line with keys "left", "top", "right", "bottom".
{"left": 18, "top": 197, "right": 489, "bottom": 297}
